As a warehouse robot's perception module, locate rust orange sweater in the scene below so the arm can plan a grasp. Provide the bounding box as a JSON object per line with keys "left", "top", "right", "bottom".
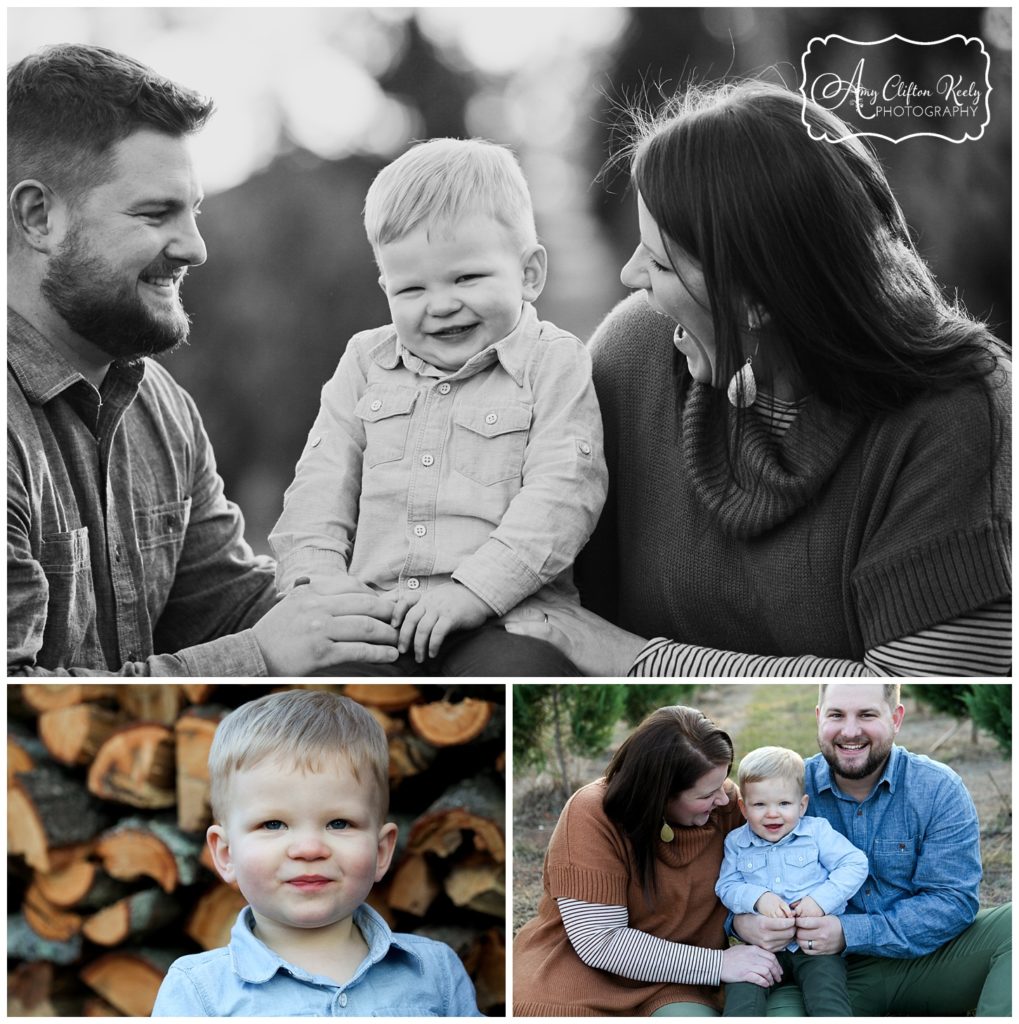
{"left": 513, "top": 777, "right": 742, "bottom": 1016}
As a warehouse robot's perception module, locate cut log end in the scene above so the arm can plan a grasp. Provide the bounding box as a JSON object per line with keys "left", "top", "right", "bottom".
{"left": 408, "top": 699, "right": 493, "bottom": 747}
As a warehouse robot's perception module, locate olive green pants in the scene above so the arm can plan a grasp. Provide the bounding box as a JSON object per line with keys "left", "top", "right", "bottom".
{"left": 652, "top": 904, "right": 1010, "bottom": 1018}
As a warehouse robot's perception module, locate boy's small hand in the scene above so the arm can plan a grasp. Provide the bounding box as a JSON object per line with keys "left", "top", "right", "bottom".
{"left": 791, "top": 895, "right": 824, "bottom": 919}
{"left": 397, "top": 582, "right": 493, "bottom": 663}
{"left": 755, "top": 891, "right": 794, "bottom": 918}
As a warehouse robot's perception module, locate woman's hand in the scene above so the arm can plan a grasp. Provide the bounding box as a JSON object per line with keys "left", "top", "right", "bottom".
{"left": 501, "top": 596, "right": 647, "bottom": 676}
{"left": 731, "top": 912, "right": 795, "bottom": 952}
{"left": 719, "top": 943, "right": 783, "bottom": 987}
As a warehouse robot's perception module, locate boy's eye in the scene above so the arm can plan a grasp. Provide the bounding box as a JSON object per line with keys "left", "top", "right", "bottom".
{"left": 327, "top": 819, "right": 350, "bottom": 830}
{"left": 262, "top": 820, "right": 286, "bottom": 831}
{"left": 456, "top": 273, "right": 483, "bottom": 283}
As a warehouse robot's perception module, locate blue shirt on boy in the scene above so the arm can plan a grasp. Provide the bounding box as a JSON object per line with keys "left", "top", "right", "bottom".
{"left": 151, "top": 903, "right": 483, "bottom": 1016}
{"left": 716, "top": 814, "right": 868, "bottom": 952}
{"left": 804, "top": 743, "right": 981, "bottom": 959}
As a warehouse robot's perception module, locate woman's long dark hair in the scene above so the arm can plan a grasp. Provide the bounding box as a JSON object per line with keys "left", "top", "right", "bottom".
{"left": 626, "top": 80, "right": 1007, "bottom": 419}
{"left": 603, "top": 705, "right": 733, "bottom": 899}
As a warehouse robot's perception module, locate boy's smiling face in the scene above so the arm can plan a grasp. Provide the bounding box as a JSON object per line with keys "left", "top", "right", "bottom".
{"left": 207, "top": 755, "right": 396, "bottom": 944}
{"left": 377, "top": 212, "right": 546, "bottom": 372}
{"left": 738, "top": 777, "right": 809, "bottom": 844}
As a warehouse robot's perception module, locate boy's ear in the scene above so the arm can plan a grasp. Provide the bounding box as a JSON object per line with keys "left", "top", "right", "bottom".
{"left": 737, "top": 796, "right": 749, "bottom": 821}
{"left": 377, "top": 274, "right": 387, "bottom": 295}
{"left": 521, "top": 244, "right": 547, "bottom": 302}
{"left": 799, "top": 794, "right": 810, "bottom": 816}
{"left": 374, "top": 821, "right": 399, "bottom": 882}
{"left": 206, "top": 824, "right": 237, "bottom": 885}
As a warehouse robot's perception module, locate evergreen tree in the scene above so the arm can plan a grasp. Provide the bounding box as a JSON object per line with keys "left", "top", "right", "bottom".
{"left": 907, "top": 684, "right": 973, "bottom": 718}
{"left": 965, "top": 685, "right": 1011, "bottom": 756}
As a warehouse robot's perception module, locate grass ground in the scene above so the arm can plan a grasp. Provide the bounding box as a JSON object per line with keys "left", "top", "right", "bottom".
{"left": 513, "top": 683, "right": 1012, "bottom": 934}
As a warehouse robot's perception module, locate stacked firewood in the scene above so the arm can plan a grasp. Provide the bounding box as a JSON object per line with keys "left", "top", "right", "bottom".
{"left": 7, "top": 683, "right": 506, "bottom": 1016}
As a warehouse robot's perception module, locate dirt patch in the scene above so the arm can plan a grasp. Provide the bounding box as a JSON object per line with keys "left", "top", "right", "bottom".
{"left": 512, "top": 685, "right": 1011, "bottom": 934}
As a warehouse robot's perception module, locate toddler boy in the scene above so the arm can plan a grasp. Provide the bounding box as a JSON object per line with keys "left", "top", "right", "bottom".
{"left": 269, "top": 138, "right": 607, "bottom": 675}
{"left": 716, "top": 746, "right": 868, "bottom": 1016}
{"left": 151, "top": 690, "right": 482, "bottom": 1016}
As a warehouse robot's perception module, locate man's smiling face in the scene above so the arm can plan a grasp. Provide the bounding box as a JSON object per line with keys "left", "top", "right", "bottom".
{"left": 817, "top": 684, "right": 904, "bottom": 783}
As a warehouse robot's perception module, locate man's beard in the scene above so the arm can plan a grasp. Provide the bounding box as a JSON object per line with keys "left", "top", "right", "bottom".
{"left": 818, "top": 735, "right": 892, "bottom": 780}
{"left": 40, "top": 223, "right": 192, "bottom": 363}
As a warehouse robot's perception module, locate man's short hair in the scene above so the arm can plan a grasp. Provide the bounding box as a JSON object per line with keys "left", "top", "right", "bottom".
{"left": 818, "top": 683, "right": 902, "bottom": 710}
{"left": 208, "top": 690, "right": 390, "bottom": 824}
{"left": 363, "top": 137, "right": 538, "bottom": 255}
{"left": 738, "top": 745, "right": 805, "bottom": 795}
{"left": 7, "top": 43, "right": 214, "bottom": 201}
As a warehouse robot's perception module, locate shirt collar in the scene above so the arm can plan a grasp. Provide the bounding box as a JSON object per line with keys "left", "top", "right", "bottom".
{"left": 7, "top": 307, "right": 145, "bottom": 403}
{"left": 228, "top": 904, "right": 424, "bottom": 986}
{"left": 734, "top": 816, "right": 813, "bottom": 849}
{"left": 813, "top": 745, "right": 901, "bottom": 799}
{"left": 369, "top": 302, "right": 538, "bottom": 386}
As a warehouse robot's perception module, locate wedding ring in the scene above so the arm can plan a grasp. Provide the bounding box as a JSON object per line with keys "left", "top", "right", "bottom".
{"left": 807, "top": 940, "right": 814, "bottom": 951}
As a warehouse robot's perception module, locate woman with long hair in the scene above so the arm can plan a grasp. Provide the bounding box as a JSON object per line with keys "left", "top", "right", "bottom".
{"left": 513, "top": 704, "right": 779, "bottom": 1016}
{"left": 506, "top": 80, "right": 1010, "bottom": 676}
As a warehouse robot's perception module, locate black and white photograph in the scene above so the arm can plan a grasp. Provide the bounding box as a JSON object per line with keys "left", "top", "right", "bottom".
{"left": 7, "top": 6, "right": 1011, "bottom": 679}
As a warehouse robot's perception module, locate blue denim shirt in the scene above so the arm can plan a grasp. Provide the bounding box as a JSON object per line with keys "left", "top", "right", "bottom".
{"left": 804, "top": 744, "right": 981, "bottom": 958}
{"left": 151, "top": 904, "right": 482, "bottom": 1016}
{"left": 7, "top": 310, "right": 277, "bottom": 675}
{"left": 716, "top": 815, "right": 868, "bottom": 951}
{"left": 270, "top": 303, "right": 607, "bottom": 616}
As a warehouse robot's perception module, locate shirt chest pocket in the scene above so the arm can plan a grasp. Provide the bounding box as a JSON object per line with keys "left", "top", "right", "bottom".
{"left": 782, "top": 842, "right": 819, "bottom": 881}
{"left": 453, "top": 403, "right": 532, "bottom": 485}
{"left": 741, "top": 852, "right": 769, "bottom": 875}
{"left": 355, "top": 386, "right": 418, "bottom": 468}
{"left": 134, "top": 499, "right": 191, "bottom": 617}
{"left": 872, "top": 836, "right": 918, "bottom": 887}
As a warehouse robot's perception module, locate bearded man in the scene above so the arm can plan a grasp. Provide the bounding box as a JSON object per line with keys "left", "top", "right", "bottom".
{"left": 8, "top": 43, "right": 400, "bottom": 675}
{"left": 731, "top": 683, "right": 1010, "bottom": 1016}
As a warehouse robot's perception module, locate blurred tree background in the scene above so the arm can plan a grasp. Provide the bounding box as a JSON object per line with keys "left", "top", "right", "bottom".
{"left": 8, "top": 7, "right": 1012, "bottom": 553}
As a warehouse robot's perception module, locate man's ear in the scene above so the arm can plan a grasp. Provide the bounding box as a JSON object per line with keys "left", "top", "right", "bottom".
{"left": 206, "top": 824, "right": 236, "bottom": 885}
{"left": 521, "top": 244, "right": 547, "bottom": 302}
{"left": 9, "top": 180, "right": 59, "bottom": 253}
{"left": 374, "top": 821, "right": 399, "bottom": 882}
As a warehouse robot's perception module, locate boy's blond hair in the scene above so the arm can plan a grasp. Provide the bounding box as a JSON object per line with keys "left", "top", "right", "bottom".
{"left": 363, "top": 137, "right": 537, "bottom": 254}
{"left": 737, "top": 746, "right": 805, "bottom": 795}
{"left": 208, "top": 690, "right": 389, "bottom": 823}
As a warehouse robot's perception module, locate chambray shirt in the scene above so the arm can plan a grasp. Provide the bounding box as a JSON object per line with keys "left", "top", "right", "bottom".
{"left": 151, "top": 904, "right": 483, "bottom": 1016}
{"left": 716, "top": 814, "right": 868, "bottom": 953}
{"left": 7, "top": 310, "right": 277, "bottom": 675}
{"left": 805, "top": 745, "right": 981, "bottom": 958}
{"left": 270, "top": 303, "right": 607, "bottom": 615}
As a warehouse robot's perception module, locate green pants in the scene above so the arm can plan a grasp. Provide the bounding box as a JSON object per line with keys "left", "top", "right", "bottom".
{"left": 764, "top": 904, "right": 1011, "bottom": 1017}
{"left": 723, "top": 949, "right": 850, "bottom": 1016}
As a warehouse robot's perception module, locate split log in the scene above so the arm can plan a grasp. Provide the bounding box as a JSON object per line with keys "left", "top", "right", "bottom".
{"left": 7, "top": 725, "right": 48, "bottom": 782}
{"left": 82, "top": 888, "right": 181, "bottom": 946}
{"left": 388, "top": 733, "right": 438, "bottom": 787}
{"left": 387, "top": 853, "right": 440, "bottom": 916}
{"left": 7, "top": 960, "right": 57, "bottom": 1016}
{"left": 366, "top": 706, "right": 404, "bottom": 738}
{"left": 472, "top": 927, "right": 506, "bottom": 1014}
{"left": 115, "top": 684, "right": 184, "bottom": 726}
{"left": 96, "top": 816, "right": 203, "bottom": 892}
{"left": 409, "top": 698, "right": 493, "bottom": 747}
{"left": 23, "top": 882, "right": 83, "bottom": 941}
{"left": 443, "top": 852, "right": 505, "bottom": 917}
{"left": 8, "top": 765, "right": 112, "bottom": 872}
{"left": 343, "top": 683, "right": 422, "bottom": 711}
{"left": 174, "top": 705, "right": 227, "bottom": 832}
{"left": 33, "top": 860, "right": 128, "bottom": 911}
{"left": 79, "top": 948, "right": 178, "bottom": 1017}
{"left": 7, "top": 913, "right": 83, "bottom": 964}
{"left": 181, "top": 683, "right": 216, "bottom": 704}
{"left": 83, "top": 995, "right": 124, "bottom": 1016}
{"left": 38, "top": 703, "right": 128, "bottom": 766}
{"left": 185, "top": 883, "right": 247, "bottom": 951}
{"left": 19, "top": 684, "right": 116, "bottom": 712}
{"left": 87, "top": 723, "right": 175, "bottom": 808}
{"left": 407, "top": 774, "right": 505, "bottom": 862}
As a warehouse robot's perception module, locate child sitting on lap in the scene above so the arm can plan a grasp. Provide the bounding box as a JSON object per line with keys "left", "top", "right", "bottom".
{"left": 152, "top": 690, "right": 482, "bottom": 1016}
{"left": 269, "top": 138, "right": 607, "bottom": 676}
{"left": 716, "top": 746, "right": 868, "bottom": 1016}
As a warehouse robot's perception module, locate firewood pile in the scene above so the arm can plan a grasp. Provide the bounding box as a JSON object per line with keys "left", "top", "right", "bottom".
{"left": 7, "top": 682, "right": 506, "bottom": 1016}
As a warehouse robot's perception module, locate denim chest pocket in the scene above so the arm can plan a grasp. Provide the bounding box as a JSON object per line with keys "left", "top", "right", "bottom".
{"left": 39, "top": 526, "right": 96, "bottom": 656}
{"left": 872, "top": 836, "right": 918, "bottom": 885}
{"left": 355, "top": 386, "right": 418, "bottom": 468}
{"left": 453, "top": 402, "right": 532, "bottom": 485}
{"left": 134, "top": 499, "right": 191, "bottom": 618}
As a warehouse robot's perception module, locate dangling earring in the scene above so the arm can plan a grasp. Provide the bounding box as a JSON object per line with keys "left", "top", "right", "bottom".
{"left": 660, "top": 820, "right": 675, "bottom": 843}
{"left": 727, "top": 324, "right": 762, "bottom": 409}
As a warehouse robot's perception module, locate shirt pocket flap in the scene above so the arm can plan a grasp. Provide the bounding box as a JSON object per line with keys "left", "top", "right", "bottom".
{"left": 354, "top": 386, "right": 418, "bottom": 423}
{"left": 40, "top": 526, "right": 91, "bottom": 573}
{"left": 455, "top": 403, "right": 532, "bottom": 439}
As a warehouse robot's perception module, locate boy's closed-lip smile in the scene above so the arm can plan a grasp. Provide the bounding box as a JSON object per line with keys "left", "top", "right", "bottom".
{"left": 287, "top": 875, "right": 334, "bottom": 889}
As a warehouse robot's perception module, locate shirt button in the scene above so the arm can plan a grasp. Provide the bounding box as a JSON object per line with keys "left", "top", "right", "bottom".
{"left": 438, "top": 382, "right": 451, "bottom": 395}
{"left": 413, "top": 524, "right": 427, "bottom": 537}
{"left": 407, "top": 577, "right": 420, "bottom": 590}
{"left": 578, "top": 441, "right": 592, "bottom": 455}
{"left": 421, "top": 453, "right": 434, "bottom": 466}
{"left": 485, "top": 412, "right": 498, "bottom": 425}
{"left": 339, "top": 994, "right": 347, "bottom": 1008}
{"left": 370, "top": 399, "right": 382, "bottom": 411}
